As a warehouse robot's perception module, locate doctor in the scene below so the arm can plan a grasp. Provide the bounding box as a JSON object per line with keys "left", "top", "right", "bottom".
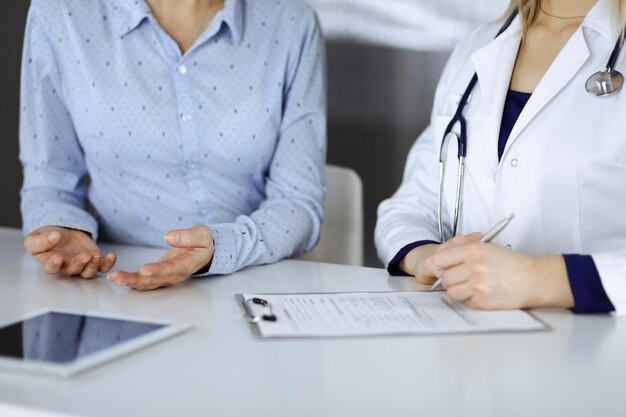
{"left": 375, "top": 0, "right": 626, "bottom": 315}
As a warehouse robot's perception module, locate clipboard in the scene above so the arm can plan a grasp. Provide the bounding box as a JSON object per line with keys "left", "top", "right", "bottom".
{"left": 235, "top": 292, "right": 548, "bottom": 339}
{"left": 236, "top": 294, "right": 277, "bottom": 324}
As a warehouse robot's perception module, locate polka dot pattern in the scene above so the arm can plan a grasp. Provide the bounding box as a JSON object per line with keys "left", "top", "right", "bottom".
{"left": 19, "top": 0, "right": 327, "bottom": 275}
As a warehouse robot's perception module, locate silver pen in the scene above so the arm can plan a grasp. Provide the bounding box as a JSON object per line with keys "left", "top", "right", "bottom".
{"left": 430, "top": 214, "right": 514, "bottom": 291}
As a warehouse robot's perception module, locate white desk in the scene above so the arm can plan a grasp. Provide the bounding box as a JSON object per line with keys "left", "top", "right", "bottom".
{"left": 0, "top": 226, "right": 624, "bottom": 417}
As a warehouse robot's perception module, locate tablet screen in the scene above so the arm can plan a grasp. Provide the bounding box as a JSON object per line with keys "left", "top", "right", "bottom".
{"left": 0, "top": 312, "right": 166, "bottom": 364}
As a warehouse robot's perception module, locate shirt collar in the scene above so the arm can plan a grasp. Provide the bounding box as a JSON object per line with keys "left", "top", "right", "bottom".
{"left": 110, "top": 0, "right": 244, "bottom": 45}
{"left": 110, "top": 0, "right": 151, "bottom": 38}
{"left": 582, "top": 0, "right": 622, "bottom": 44}
{"left": 220, "top": 0, "right": 244, "bottom": 45}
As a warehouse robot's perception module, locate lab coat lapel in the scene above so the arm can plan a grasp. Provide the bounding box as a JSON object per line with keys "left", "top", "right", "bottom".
{"left": 470, "top": 22, "right": 522, "bottom": 180}
{"left": 501, "top": 28, "right": 590, "bottom": 158}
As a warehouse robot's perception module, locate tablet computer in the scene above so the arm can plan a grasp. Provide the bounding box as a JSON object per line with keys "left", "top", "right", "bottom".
{"left": 0, "top": 309, "right": 191, "bottom": 378}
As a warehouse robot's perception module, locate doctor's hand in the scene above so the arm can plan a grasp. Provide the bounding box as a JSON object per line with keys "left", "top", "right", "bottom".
{"left": 24, "top": 226, "right": 117, "bottom": 278}
{"left": 107, "top": 225, "right": 215, "bottom": 291}
{"left": 400, "top": 233, "right": 483, "bottom": 285}
{"left": 422, "top": 239, "right": 575, "bottom": 310}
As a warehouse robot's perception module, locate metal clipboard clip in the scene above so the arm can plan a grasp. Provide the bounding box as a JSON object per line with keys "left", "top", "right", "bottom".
{"left": 240, "top": 297, "right": 277, "bottom": 323}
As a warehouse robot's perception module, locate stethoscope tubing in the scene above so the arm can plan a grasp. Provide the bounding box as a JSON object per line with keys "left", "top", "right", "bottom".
{"left": 436, "top": 12, "right": 518, "bottom": 243}
{"left": 606, "top": 31, "right": 624, "bottom": 71}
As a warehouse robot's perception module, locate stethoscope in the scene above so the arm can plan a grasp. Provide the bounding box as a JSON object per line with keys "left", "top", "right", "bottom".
{"left": 437, "top": 9, "right": 625, "bottom": 242}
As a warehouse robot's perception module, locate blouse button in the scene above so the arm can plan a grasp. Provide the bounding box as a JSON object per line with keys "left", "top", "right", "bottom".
{"left": 177, "top": 65, "right": 187, "bottom": 75}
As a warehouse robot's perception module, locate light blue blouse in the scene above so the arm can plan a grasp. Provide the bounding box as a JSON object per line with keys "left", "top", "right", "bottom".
{"left": 20, "top": 0, "right": 327, "bottom": 275}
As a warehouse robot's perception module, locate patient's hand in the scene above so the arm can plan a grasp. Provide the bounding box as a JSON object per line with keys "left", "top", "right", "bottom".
{"left": 108, "top": 225, "right": 215, "bottom": 291}
{"left": 24, "top": 226, "right": 117, "bottom": 278}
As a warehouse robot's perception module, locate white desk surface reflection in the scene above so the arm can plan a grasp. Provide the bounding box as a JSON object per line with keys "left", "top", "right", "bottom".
{"left": 0, "top": 227, "right": 624, "bottom": 417}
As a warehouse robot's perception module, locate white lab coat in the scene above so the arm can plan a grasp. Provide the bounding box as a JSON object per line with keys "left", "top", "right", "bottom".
{"left": 375, "top": 0, "right": 626, "bottom": 315}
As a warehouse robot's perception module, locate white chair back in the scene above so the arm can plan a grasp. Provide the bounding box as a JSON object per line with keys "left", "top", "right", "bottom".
{"left": 301, "top": 165, "right": 364, "bottom": 266}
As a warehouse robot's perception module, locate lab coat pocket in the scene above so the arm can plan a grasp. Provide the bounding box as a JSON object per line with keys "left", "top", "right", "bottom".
{"left": 578, "top": 160, "right": 626, "bottom": 253}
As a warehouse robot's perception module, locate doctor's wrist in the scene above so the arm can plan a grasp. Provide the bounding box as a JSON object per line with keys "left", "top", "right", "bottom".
{"left": 526, "top": 256, "right": 574, "bottom": 309}
{"left": 400, "top": 244, "right": 439, "bottom": 283}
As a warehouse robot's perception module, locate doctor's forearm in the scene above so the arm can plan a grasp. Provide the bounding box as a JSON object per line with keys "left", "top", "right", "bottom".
{"left": 528, "top": 256, "right": 575, "bottom": 309}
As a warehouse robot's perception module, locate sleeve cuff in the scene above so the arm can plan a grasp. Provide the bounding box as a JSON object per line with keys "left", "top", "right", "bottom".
{"left": 192, "top": 259, "right": 213, "bottom": 277}
{"left": 387, "top": 240, "right": 439, "bottom": 276}
{"left": 28, "top": 213, "right": 99, "bottom": 242}
{"left": 203, "top": 223, "right": 241, "bottom": 275}
{"left": 564, "top": 254, "right": 615, "bottom": 314}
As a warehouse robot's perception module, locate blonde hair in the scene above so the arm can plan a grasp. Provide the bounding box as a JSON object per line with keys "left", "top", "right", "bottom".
{"left": 504, "top": 0, "right": 626, "bottom": 36}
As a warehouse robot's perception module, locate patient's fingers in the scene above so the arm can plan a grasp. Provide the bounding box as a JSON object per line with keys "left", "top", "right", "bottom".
{"left": 98, "top": 252, "right": 117, "bottom": 273}
{"left": 42, "top": 253, "right": 64, "bottom": 275}
{"left": 24, "top": 231, "right": 61, "bottom": 255}
{"left": 139, "top": 258, "right": 192, "bottom": 279}
{"left": 80, "top": 253, "right": 102, "bottom": 279}
{"left": 107, "top": 269, "right": 187, "bottom": 291}
{"left": 165, "top": 225, "right": 213, "bottom": 249}
{"left": 61, "top": 252, "right": 94, "bottom": 276}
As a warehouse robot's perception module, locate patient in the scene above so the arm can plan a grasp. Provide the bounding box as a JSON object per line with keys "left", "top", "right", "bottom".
{"left": 20, "top": 0, "right": 326, "bottom": 290}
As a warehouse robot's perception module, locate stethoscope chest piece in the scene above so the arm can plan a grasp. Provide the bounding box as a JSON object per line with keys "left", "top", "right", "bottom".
{"left": 586, "top": 69, "right": 624, "bottom": 96}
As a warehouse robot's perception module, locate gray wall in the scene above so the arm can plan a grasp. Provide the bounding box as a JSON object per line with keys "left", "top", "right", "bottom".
{"left": 0, "top": 1, "right": 28, "bottom": 230}
{"left": 0, "top": 2, "right": 448, "bottom": 267}
{"left": 326, "top": 43, "right": 448, "bottom": 265}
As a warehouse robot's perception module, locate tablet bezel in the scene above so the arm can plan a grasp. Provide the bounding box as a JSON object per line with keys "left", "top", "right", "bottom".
{"left": 0, "top": 308, "right": 192, "bottom": 378}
